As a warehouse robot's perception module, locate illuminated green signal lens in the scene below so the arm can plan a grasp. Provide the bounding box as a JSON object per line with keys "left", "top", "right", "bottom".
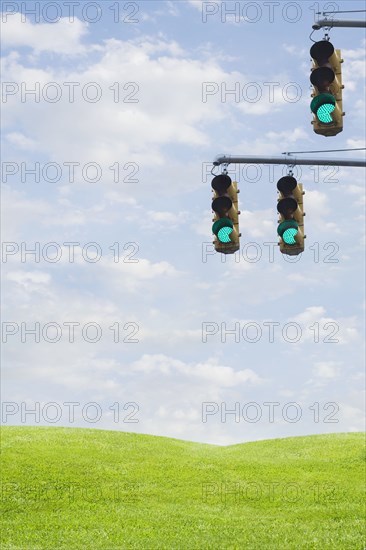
{"left": 278, "top": 220, "right": 299, "bottom": 246}
{"left": 317, "top": 102, "right": 335, "bottom": 123}
{"left": 217, "top": 226, "right": 233, "bottom": 243}
{"left": 212, "top": 218, "right": 234, "bottom": 244}
{"left": 311, "top": 93, "right": 336, "bottom": 124}
{"left": 282, "top": 227, "right": 298, "bottom": 245}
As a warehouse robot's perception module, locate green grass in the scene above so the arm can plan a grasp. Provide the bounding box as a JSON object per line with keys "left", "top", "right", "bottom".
{"left": 0, "top": 427, "right": 365, "bottom": 549}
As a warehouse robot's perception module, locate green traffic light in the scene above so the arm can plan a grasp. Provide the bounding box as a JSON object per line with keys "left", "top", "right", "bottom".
{"left": 311, "top": 93, "right": 336, "bottom": 124}
{"left": 212, "top": 218, "right": 234, "bottom": 244}
{"left": 278, "top": 220, "right": 299, "bottom": 246}
{"left": 317, "top": 102, "right": 335, "bottom": 123}
{"left": 217, "top": 226, "right": 233, "bottom": 243}
{"left": 282, "top": 227, "right": 298, "bottom": 245}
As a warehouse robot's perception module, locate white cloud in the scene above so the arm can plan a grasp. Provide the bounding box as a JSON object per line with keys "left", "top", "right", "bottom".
{"left": 1, "top": 37, "right": 230, "bottom": 164}
{"left": 235, "top": 127, "right": 310, "bottom": 156}
{"left": 239, "top": 209, "right": 274, "bottom": 238}
{"left": 341, "top": 45, "right": 366, "bottom": 93}
{"left": 1, "top": 13, "right": 95, "bottom": 55}
{"left": 100, "top": 257, "right": 181, "bottom": 292}
{"left": 1, "top": 186, "right": 49, "bottom": 240}
{"left": 266, "top": 128, "right": 309, "bottom": 144}
{"left": 236, "top": 87, "right": 306, "bottom": 116}
{"left": 283, "top": 44, "right": 306, "bottom": 56}
{"left": 305, "top": 190, "right": 340, "bottom": 233}
{"left": 6, "top": 131, "right": 38, "bottom": 151}
{"left": 131, "top": 354, "right": 263, "bottom": 387}
{"left": 339, "top": 403, "right": 365, "bottom": 431}
{"left": 1, "top": 186, "right": 110, "bottom": 242}
{"left": 7, "top": 270, "right": 51, "bottom": 286}
{"left": 346, "top": 138, "right": 366, "bottom": 149}
{"left": 132, "top": 209, "right": 190, "bottom": 230}
{"left": 292, "top": 307, "right": 360, "bottom": 345}
{"left": 313, "top": 361, "right": 340, "bottom": 379}
{"left": 187, "top": 1, "right": 205, "bottom": 12}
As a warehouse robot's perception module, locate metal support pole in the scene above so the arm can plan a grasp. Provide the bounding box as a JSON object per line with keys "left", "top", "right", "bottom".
{"left": 213, "top": 154, "right": 366, "bottom": 168}
{"left": 312, "top": 18, "right": 366, "bottom": 29}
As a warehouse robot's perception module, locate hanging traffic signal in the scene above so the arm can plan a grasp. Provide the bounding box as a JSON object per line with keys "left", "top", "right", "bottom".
{"left": 310, "top": 39, "right": 344, "bottom": 136}
{"left": 211, "top": 174, "right": 240, "bottom": 254}
{"left": 277, "top": 176, "right": 305, "bottom": 256}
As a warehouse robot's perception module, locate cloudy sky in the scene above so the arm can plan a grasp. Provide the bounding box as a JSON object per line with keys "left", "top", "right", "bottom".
{"left": 1, "top": 0, "right": 365, "bottom": 445}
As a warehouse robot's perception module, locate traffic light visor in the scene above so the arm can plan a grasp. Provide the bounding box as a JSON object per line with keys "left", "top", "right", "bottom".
{"left": 277, "top": 176, "right": 297, "bottom": 195}
{"left": 212, "top": 217, "right": 234, "bottom": 243}
{"left": 277, "top": 197, "right": 298, "bottom": 217}
{"left": 310, "top": 40, "right": 334, "bottom": 65}
{"left": 212, "top": 195, "right": 232, "bottom": 215}
{"left": 310, "top": 66, "right": 335, "bottom": 90}
{"left": 211, "top": 174, "right": 232, "bottom": 194}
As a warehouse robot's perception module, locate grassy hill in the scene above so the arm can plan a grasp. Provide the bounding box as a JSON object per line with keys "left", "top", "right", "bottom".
{"left": 0, "top": 427, "right": 364, "bottom": 549}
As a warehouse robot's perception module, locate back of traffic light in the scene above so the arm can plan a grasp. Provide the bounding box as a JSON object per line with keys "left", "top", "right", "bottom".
{"left": 277, "top": 175, "right": 305, "bottom": 256}
{"left": 211, "top": 173, "right": 240, "bottom": 254}
{"left": 310, "top": 39, "right": 344, "bottom": 136}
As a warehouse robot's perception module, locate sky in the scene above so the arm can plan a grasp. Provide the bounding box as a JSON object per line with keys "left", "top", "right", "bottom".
{"left": 1, "top": 0, "right": 365, "bottom": 445}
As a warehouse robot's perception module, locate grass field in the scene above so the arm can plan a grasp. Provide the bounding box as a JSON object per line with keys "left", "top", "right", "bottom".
{"left": 0, "top": 427, "right": 364, "bottom": 549}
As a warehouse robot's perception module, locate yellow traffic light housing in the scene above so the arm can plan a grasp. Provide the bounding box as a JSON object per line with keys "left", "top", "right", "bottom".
{"left": 310, "top": 40, "right": 344, "bottom": 136}
{"left": 211, "top": 174, "right": 240, "bottom": 254}
{"left": 277, "top": 176, "right": 305, "bottom": 256}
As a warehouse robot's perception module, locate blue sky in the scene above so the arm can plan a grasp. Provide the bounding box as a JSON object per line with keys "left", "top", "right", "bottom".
{"left": 1, "top": 0, "right": 365, "bottom": 444}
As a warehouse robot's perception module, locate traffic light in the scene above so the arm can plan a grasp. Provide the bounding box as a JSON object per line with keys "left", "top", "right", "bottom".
{"left": 310, "top": 39, "right": 344, "bottom": 136}
{"left": 211, "top": 174, "right": 240, "bottom": 254}
{"left": 277, "top": 176, "right": 305, "bottom": 256}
